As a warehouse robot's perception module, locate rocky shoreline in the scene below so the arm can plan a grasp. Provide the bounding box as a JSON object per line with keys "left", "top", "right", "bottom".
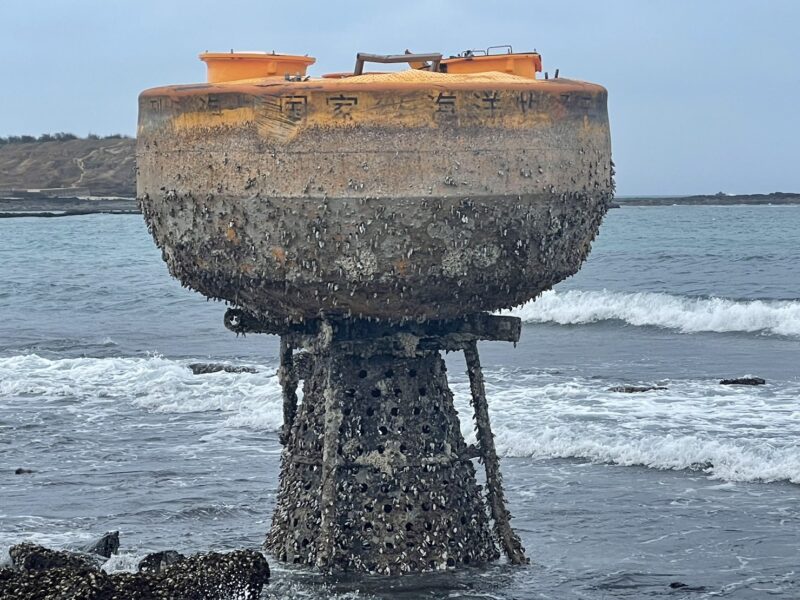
{"left": 1, "top": 534, "right": 270, "bottom": 600}
{"left": 0, "top": 195, "right": 138, "bottom": 218}
{"left": 615, "top": 191, "right": 800, "bottom": 206}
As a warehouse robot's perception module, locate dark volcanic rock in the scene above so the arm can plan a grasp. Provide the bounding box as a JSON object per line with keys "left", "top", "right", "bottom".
{"left": 9, "top": 543, "right": 103, "bottom": 572}
{"left": 188, "top": 363, "right": 258, "bottom": 375}
{"left": 0, "top": 567, "right": 116, "bottom": 600}
{"left": 137, "top": 550, "right": 185, "bottom": 573}
{"left": 669, "top": 580, "right": 706, "bottom": 591}
{"left": 719, "top": 377, "right": 766, "bottom": 386}
{"left": 1, "top": 546, "right": 270, "bottom": 600}
{"left": 608, "top": 385, "right": 668, "bottom": 393}
{"left": 13, "top": 468, "right": 33, "bottom": 475}
{"left": 146, "top": 550, "right": 270, "bottom": 599}
{"left": 80, "top": 531, "right": 119, "bottom": 559}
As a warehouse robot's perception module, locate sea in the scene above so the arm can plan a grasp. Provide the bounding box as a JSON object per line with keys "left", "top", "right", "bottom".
{"left": 1, "top": 205, "right": 798, "bottom": 599}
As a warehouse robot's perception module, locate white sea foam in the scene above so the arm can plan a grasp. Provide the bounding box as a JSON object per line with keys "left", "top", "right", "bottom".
{"left": 452, "top": 373, "right": 800, "bottom": 484}
{"left": 504, "top": 289, "right": 800, "bottom": 337}
{"left": 1, "top": 355, "right": 798, "bottom": 484}
{"left": 0, "top": 354, "right": 284, "bottom": 433}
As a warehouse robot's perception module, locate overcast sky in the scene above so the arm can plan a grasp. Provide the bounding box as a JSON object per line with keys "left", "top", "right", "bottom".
{"left": 1, "top": 0, "right": 797, "bottom": 195}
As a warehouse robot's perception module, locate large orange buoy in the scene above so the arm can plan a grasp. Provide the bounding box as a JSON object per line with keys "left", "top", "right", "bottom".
{"left": 137, "top": 46, "right": 613, "bottom": 575}
{"left": 137, "top": 47, "right": 612, "bottom": 323}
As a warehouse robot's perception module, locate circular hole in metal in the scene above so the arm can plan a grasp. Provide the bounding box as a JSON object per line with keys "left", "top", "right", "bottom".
{"left": 447, "top": 557, "right": 455, "bottom": 567}
{"left": 413, "top": 407, "right": 421, "bottom": 415}
{"left": 358, "top": 369, "right": 368, "bottom": 379}
{"left": 383, "top": 504, "right": 393, "bottom": 513}
{"left": 363, "top": 522, "right": 373, "bottom": 531}
{"left": 386, "top": 542, "right": 394, "bottom": 550}
{"left": 377, "top": 445, "right": 385, "bottom": 454}
{"left": 390, "top": 406, "right": 399, "bottom": 416}
{"left": 378, "top": 425, "right": 388, "bottom": 435}
{"left": 371, "top": 388, "right": 381, "bottom": 398}
{"left": 405, "top": 522, "right": 413, "bottom": 531}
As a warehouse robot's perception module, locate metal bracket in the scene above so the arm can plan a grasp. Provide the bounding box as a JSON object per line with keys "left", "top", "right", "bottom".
{"left": 354, "top": 52, "right": 442, "bottom": 75}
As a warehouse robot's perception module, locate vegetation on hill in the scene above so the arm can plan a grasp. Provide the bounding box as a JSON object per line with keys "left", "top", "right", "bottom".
{"left": 0, "top": 137, "right": 136, "bottom": 197}
{"left": 0, "top": 133, "right": 132, "bottom": 146}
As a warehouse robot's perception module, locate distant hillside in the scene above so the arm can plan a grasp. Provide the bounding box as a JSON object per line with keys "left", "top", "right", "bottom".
{"left": 0, "top": 138, "right": 135, "bottom": 197}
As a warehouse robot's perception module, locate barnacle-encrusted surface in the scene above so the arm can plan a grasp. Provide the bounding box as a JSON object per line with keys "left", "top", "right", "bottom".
{"left": 137, "top": 76, "right": 613, "bottom": 321}
{"left": 267, "top": 349, "right": 499, "bottom": 574}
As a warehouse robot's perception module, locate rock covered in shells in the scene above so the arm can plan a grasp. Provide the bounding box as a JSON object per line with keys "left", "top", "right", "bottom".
{"left": 79, "top": 531, "right": 120, "bottom": 559}
{"left": 9, "top": 543, "right": 105, "bottom": 572}
{"left": 0, "top": 544, "right": 270, "bottom": 600}
{"left": 137, "top": 550, "right": 185, "bottom": 573}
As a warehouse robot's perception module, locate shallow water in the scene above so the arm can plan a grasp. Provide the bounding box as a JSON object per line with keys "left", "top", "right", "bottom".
{"left": 1, "top": 207, "right": 798, "bottom": 598}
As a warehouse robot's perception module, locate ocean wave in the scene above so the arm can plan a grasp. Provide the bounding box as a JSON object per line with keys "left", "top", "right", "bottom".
{"left": 504, "top": 289, "right": 800, "bottom": 337}
{"left": 2, "top": 355, "right": 798, "bottom": 484}
{"left": 492, "top": 426, "right": 800, "bottom": 484}
{"left": 452, "top": 374, "right": 800, "bottom": 485}
{"left": 0, "top": 354, "right": 284, "bottom": 433}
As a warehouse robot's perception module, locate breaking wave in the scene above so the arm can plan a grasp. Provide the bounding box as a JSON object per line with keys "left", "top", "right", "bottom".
{"left": 451, "top": 374, "right": 800, "bottom": 485}
{"left": 0, "top": 354, "right": 284, "bottom": 433}
{"left": 2, "top": 355, "right": 798, "bottom": 484}
{"left": 506, "top": 289, "right": 800, "bottom": 337}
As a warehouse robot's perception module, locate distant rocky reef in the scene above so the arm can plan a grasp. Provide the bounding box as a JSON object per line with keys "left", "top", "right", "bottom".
{"left": 616, "top": 192, "right": 800, "bottom": 206}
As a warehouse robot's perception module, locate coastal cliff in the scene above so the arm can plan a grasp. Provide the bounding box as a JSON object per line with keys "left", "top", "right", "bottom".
{"left": 0, "top": 138, "right": 135, "bottom": 197}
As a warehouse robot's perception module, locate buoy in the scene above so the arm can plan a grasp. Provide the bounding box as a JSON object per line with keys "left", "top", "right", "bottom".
{"left": 137, "top": 46, "right": 613, "bottom": 575}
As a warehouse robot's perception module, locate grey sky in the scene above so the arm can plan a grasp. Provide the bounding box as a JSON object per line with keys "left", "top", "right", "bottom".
{"left": 1, "top": 0, "right": 797, "bottom": 195}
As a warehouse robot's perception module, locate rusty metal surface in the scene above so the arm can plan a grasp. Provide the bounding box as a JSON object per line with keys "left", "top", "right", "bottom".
{"left": 137, "top": 77, "right": 612, "bottom": 322}
{"left": 267, "top": 345, "right": 499, "bottom": 574}
{"left": 353, "top": 52, "right": 442, "bottom": 75}
{"left": 136, "top": 66, "right": 613, "bottom": 576}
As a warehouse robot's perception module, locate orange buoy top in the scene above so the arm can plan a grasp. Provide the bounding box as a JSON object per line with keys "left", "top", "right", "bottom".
{"left": 199, "top": 51, "right": 315, "bottom": 83}
{"left": 198, "top": 48, "right": 542, "bottom": 84}
{"left": 442, "top": 52, "right": 542, "bottom": 79}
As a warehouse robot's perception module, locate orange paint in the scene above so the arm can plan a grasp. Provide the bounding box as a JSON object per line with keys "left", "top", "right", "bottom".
{"left": 442, "top": 53, "right": 542, "bottom": 79}
{"left": 200, "top": 52, "right": 315, "bottom": 83}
